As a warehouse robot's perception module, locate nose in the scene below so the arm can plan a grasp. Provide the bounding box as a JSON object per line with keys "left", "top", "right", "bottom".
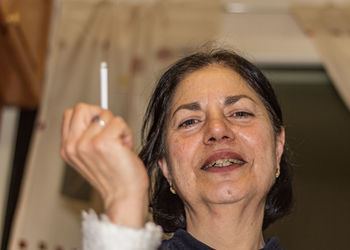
{"left": 203, "top": 116, "right": 234, "bottom": 144}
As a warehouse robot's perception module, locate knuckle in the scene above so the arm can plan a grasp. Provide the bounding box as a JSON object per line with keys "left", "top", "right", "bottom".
{"left": 112, "top": 116, "right": 126, "bottom": 127}
{"left": 76, "top": 138, "right": 91, "bottom": 156}
{"left": 91, "top": 136, "right": 106, "bottom": 154}
{"left": 75, "top": 102, "right": 87, "bottom": 110}
{"left": 64, "top": 141, "right": 77, "bottom": 159}
{"left": 59, "top": 147, "right": 66, "bottom": 159}
{"left": 101, "top": 109, "right": 113, "bottom": 117}
{"left": 74, "top": 103, "right": 93, "bottom": 114}
{"left": 114, "top": 116, "right": 124, "bottom": 123}
{"left": 63, "top": 109, "right": 72, "bottom": 119}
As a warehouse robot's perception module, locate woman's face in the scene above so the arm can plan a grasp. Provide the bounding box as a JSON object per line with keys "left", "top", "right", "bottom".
{"left": 158, "top": 65, "right": 285, "bottom": 210}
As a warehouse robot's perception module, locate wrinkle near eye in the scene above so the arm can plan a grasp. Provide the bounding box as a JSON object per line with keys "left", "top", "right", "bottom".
{"left": 179, "top": 119, "right": 200, "bottom": 128}
{"left": 171, "top": 111, "right": 202, "bottom": 129}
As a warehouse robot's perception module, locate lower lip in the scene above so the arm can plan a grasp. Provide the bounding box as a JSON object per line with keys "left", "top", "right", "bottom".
{"left": 202, "top": 164, "right": 244, "bottom": 173}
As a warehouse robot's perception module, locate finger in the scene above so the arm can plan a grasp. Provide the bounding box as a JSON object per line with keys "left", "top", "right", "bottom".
{"left": 71, "top": 110, "right": 116, "bottom": 193}
{"left": 81, "top": 109, "right": 115, "bottom": 141}
{"left": 61, "top": 109, "right": 73, "bottom": 140}
{"left": 100, "top": 116, "right": 134, "bottom": 149}
{"left": 78, "top": 116, "right": 134, "bottom": 190}
{"left": 68, "top": 103, "right": 103, "bottom": 143}
{"left": 60, "top": 109, "right": 73, "bottom": 161}
{"left": 74, "top": 109, "right": 115, "bottom": 164}
{"left": 62, "top": 103, "right": 102, "bottom": 169}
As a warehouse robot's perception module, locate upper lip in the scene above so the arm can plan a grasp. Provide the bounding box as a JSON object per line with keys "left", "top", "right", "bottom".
{"left": 201, "top": 151, "right": 246, "bottom": 170}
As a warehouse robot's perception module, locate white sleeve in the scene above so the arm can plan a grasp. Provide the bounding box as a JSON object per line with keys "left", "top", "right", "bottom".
{"left": 82, "top": 210, "right": 163, "bottom": 250}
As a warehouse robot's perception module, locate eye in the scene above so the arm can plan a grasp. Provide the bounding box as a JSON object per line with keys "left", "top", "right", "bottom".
{"left": 179, "top": 119, "right": 200, "bottom": 128}
{"left": 232, "top": 111, "right": 254, "bottom": 118}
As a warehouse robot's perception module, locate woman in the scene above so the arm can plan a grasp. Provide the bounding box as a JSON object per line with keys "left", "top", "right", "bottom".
{"left": 61, "top": 49, "right": 293, "bottom": 250}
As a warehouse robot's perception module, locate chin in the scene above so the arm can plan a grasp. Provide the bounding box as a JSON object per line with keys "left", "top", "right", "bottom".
{"left": 204, "top": 182, "right": 248, "bottom": 204}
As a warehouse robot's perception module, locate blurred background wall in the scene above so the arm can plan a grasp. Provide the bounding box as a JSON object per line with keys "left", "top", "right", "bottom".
{"left": 0, "top": 0, "right": 349, "bottom": 249}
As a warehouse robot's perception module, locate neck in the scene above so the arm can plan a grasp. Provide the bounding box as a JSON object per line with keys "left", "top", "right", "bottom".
{"left": 185, "top": 200, "right": 265, "bottom": 250}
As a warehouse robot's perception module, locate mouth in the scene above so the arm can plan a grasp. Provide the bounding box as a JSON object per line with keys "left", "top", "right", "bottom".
{"left": 201, "top": 152, "right": 247, "bottom": 171}
{"left": 201, "top": 158, "right": 246, "bottom": 170}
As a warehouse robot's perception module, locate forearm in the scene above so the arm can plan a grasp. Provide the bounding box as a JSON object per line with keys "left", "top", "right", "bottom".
{"left": 104, "top": 191, "right": 150, "bottom": 228}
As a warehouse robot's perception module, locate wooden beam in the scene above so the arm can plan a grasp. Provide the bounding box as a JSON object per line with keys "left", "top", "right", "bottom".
{"left": 0, "top": 5, "right": 40, "bottom": 107}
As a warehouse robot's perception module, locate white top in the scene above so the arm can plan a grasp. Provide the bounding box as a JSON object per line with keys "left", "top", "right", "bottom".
{"left": 82, "top": 210, "right": 163, "bottom": 250}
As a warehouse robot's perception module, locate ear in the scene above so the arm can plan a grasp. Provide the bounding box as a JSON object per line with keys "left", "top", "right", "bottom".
{"left": 158, "top": 157, "right": 171, "bottom": 183}
{"left": 276, "top": 127, "right": 285, "bottom": 164}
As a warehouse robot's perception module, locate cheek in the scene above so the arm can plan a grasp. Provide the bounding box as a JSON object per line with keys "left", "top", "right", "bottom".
{"left": 239, "top": 125, "right": 277, "bottom": 176}
{"left": 167, "top": 136, "right": 198, "bottom": 178}
{"left": 239, "top": 127, "right": 273, "bottom": 153}
{"left": 237, "top": 128, "right": 277, "bottom": 199}
{"left": 169, "top": 137, "right": 192, "bottom": 163}
{"left": 166, "top": 135, "right": 204, "bottom": 199}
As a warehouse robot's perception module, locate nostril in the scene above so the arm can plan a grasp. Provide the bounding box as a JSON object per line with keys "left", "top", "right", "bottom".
{"left": 209, "top": 137, "right": 216, "bottom": 142}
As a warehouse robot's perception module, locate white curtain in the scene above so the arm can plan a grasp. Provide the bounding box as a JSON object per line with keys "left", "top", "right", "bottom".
{"left": 8, "top": 0, "right": 220, "bottom": 249}
{"left": 292, "top": 4, "right": 350, "bottom": 111}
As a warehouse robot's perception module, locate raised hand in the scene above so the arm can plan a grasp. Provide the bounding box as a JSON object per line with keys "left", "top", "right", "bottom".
{"left": 60, "top": 103, "right": 149, "bottom": 228}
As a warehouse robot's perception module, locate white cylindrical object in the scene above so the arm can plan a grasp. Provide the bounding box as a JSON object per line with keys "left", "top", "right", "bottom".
{"left": 100, "top": 62, "right": 108, "bottom": 109}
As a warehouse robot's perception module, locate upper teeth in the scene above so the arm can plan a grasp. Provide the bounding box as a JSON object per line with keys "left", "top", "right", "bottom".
{"left": 202, "top": 158, "right": 245, "bottom": 170}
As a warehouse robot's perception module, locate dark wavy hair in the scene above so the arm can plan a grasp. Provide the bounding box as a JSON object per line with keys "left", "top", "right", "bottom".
{"left": 138, "top": 49, "right": 293, "bottom": 232}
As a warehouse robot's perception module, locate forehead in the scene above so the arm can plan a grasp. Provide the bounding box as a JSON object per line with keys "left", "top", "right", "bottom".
{"left": 171, "top": 65, "right": 261, "bottom": 108}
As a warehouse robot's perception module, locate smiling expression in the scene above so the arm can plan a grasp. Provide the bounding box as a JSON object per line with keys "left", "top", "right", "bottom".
{"left": 158, "top": 64, "right": 285, "bottom": 209}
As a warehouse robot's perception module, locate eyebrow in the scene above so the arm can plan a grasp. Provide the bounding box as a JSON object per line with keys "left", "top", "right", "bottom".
{"left": 224, "top": 95, "right": 256, "bottom": 106}
{"left": 172, "top": 102, "right": 201, "bottom": 118}
{"left": 171, "top": 95, "right": 256, "bottom": 118}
